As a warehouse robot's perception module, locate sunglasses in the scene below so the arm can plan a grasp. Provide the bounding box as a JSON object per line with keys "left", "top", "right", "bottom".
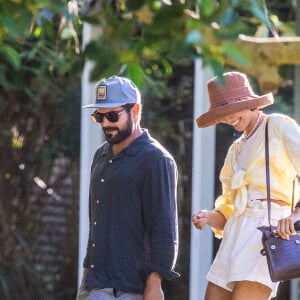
{"left": 91, "top": 108, "right": 126, "bottom": 123}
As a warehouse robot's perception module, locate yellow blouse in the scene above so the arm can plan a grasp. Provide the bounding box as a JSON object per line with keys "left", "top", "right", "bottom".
{"left": 214, "top": 113, "right": 300, "bottom": 227}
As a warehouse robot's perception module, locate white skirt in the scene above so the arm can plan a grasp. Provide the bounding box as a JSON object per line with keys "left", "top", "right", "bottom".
{"left": 206, "top": 199, "right": 291, "bottom": 298}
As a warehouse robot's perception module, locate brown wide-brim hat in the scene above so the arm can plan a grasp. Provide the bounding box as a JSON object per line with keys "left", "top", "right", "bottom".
{"left": 196, "top": 72, "right": 274, "bottom": 128}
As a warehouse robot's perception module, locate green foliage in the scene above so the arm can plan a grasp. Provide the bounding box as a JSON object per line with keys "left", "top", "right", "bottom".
{"left": 0, "top": 1, "right": 82, "bottom": 299}
{"left": 80, "top": 0, "right": 288, "bottom": 86}
{"left": 0, "top": 0, "right": 298, "bottom": 299}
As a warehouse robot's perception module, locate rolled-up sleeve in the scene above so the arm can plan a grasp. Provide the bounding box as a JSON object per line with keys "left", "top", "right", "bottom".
{"left": 142, "top": 154, "right": 179, "bottom": 280}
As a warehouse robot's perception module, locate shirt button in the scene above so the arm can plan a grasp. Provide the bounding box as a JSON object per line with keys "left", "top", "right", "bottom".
{"left": 96, "top": 200, "right": 100, "bottom": 204}
{"left": 92, "top": 243, "right": 95, "bottom": 247}
{"left": 100, "top": 178, "right": 104, "bottom": 182}
{"left": 91, "top": 264, "right": 94, "bottom": 268}
{"left": 94, "top": 221, "right": 97, "bottom": 226}
{"left": 109, "top": 159, "right": 113, "bottom": 163}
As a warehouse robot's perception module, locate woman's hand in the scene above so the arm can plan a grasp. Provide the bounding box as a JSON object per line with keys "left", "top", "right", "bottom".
{"left": 277, "top": 217, "right": 295, "bottom": 240}
{"left": 192, "top": 210, "right": 209, "bottom": 230}
{"left": 192, "top": 210, "right": 226, "bottom": 231}
{"left": 277, "top": 208, "right": 300, "bottom": 240}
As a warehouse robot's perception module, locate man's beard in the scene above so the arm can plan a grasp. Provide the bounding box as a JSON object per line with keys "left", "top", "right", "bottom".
{"left": 102, "top": 118, "right": 133, "bottom": 144}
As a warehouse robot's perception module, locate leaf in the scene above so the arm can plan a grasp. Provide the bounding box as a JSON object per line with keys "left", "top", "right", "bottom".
{"left": 222, "top": 42, "right": 250, "bottom": 66}
{"left": 203, "top": 56, "right": 225, "bottom": 82}
{"left": 197, "top": 0, "right": 230, "bottom": 23}
{"left": 247, "top": 0, "right": 273, "bottom": 30}
{"left": 0, "top": 45, "right": 20, "bottom": 70}
{"left": 0, "top": 15, "right": 22, "bottom": 38}
{"left": 198, "top": 0, "right": 214, "bottom": 17}
{"left": 34, "top": 26, "right": 42, "bottom": 37}
{"left": 126, "top": 63, "right": 145, "bottom": 88}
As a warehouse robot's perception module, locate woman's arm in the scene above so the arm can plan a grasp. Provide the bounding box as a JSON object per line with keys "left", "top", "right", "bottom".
{"left": 192, "top": 210, "right": 226, "bottom": 231}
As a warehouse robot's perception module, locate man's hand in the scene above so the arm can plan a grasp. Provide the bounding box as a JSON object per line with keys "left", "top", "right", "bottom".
{"left": 143, "top": 272, "right": 164, "bottom": 300}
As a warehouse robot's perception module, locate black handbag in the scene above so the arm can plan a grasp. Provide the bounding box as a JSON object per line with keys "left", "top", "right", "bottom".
{"left": 258, "top": 119, "right": 300, "bottom": 282}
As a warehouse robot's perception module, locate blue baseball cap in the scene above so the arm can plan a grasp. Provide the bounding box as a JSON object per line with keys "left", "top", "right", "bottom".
{"left": 82, "top": 76, "right": 141, "bottom": 108}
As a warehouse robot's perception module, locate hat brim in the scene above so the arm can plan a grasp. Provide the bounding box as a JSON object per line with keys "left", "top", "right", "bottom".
{"left": 196, "top": 93, "right": 273, "bottom": 128}
{"left": 82, "top": 102, "right": 127, "bottom": 109}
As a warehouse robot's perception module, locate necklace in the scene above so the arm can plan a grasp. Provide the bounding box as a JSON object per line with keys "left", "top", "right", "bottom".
{"left": 242, "top": 111, "right": 263, "bottom": 140}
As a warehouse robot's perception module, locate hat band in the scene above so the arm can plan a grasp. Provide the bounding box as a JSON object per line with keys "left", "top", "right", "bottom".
{"left": 210, "top": 88, "right": 256, "bottom": 110}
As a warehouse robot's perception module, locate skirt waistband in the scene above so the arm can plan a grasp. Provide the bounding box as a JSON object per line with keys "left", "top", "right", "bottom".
{"left": 255, "top": 198, "right": 288, "bottom": 206}
{"left": 242, "top": 199, "right": 291, "bottom": 220}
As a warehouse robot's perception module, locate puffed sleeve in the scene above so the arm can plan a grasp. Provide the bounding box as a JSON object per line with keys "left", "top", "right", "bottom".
{"left": 279, "top": 115, "right": 300, "bottom": 175}
{"left": 212, "top": 145, "right": 235, "bottom": 238}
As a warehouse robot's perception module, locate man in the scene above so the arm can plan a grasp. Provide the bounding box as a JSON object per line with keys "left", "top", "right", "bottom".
{"left": 77, "top": 76, "right": 179, "bottom": 300}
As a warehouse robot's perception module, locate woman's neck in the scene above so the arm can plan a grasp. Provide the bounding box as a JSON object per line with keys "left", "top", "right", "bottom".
{"left": 243, "top": 111, "right": 264, "bottom": 140}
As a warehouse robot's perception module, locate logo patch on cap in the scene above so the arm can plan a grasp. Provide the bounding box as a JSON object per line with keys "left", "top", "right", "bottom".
{"left": 97, "top": 85, "right": 107, "bottom": 101}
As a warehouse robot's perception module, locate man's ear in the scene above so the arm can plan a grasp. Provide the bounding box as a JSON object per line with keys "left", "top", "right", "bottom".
{"left": 132, "top": 103, "right": 140, "bottom": 117}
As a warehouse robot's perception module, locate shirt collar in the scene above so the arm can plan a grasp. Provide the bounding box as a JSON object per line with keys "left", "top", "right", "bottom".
{"left": 124, "top": 129, "right": 152, "bottom": 156}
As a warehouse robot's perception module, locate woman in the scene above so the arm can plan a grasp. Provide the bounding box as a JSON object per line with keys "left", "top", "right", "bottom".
{"left": 192, "top": 71, "right": 300, "bottom": 300}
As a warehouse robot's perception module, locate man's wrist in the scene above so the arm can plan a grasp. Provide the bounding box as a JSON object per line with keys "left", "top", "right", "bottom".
{"left": 146, "top": 272, "right": 162, "bottom": 287}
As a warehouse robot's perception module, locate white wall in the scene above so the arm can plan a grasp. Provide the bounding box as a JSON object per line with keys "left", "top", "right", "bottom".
{"left": 189, "top": 61, "right": 215, "bottom": 300}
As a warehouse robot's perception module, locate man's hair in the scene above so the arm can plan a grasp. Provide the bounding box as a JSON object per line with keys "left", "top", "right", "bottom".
{"left": 123, "top": 103, "right": 142, "bottom": 123}
{"left": 123, "top": 103, "right": 135, "bottom": 111}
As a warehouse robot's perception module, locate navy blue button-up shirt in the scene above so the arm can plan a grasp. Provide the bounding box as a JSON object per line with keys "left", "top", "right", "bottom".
{"left": 83, "top": 130, "right": 179, "bottom": 294}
